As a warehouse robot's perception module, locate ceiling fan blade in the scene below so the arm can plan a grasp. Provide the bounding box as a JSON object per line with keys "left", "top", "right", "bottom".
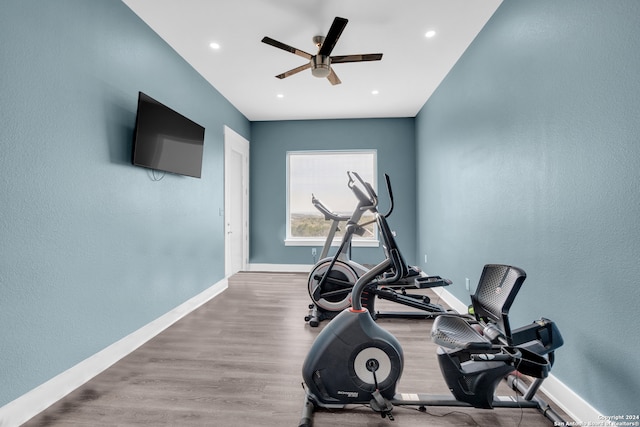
{"left": 327, "top": 68, "right": 341, "bottom": 85}
{"left": 276, "top": 62, "right": 312, "bottom": 79}
{"left": 261, "top": 36, "right": 312, "bottom": 60}
{"left": 331, "top": 53, "right": 383, "bottom": 63}
{"left": 318, "top": 17, "right": 348, "bottom": 57}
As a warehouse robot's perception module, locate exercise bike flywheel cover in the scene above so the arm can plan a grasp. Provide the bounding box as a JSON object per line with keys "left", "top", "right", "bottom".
{"left": 353, "top": 346, "right": 393, "bottom": 385}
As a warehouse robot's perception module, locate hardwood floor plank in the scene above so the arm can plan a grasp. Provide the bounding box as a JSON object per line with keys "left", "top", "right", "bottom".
{"left": 23, "top": 272, "right": 570, "bottom": 426}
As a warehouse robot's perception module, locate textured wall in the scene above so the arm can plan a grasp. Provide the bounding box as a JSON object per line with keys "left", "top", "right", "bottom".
{"left": 250, "top": 118, "right": 416, "bottom": 266}
{"left": 416, "top": 0, "right": 640, "bottom": 416}
{"left": 0, "top": 0, "right": 249, "bottom": 406}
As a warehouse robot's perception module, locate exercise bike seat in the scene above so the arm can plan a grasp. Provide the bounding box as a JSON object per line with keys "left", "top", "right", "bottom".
{"left": 431, "top": 314, "right": 492, "bottom": 351}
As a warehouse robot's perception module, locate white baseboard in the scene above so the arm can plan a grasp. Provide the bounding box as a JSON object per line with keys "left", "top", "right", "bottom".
{"left": 0, "top": 278, "right": 228, "bottom": 427}
{"left": 540, "top": 372, "right": 603, "bottom": 423}
{"left": 433, "top": 286, "right": 602, "bottom": 423}
{"left": 431, "top": 284, "right": 470, "bottom": 314}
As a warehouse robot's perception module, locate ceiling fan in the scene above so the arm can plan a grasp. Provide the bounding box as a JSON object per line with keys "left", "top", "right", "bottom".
{"left": 261, "top": 17, "right": 383, "bottom": 85}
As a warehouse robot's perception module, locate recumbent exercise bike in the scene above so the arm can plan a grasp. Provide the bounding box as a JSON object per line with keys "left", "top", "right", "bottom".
{"left": 305, "top": 171, "right": 451, "bottom": 326}
{"left": 299, "top": 261, "right": 566, "bottom": 425}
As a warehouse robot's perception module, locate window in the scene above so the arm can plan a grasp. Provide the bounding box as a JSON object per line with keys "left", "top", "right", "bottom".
{"left": 286, "top": 150, "right": 378, "bottom": 247}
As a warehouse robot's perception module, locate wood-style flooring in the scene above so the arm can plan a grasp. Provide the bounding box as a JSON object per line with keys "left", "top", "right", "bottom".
{"left": 24, "top": 272, "right": 571, "bottom": 426}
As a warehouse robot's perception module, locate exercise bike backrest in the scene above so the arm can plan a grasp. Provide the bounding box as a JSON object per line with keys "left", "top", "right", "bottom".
{"left": 470, "top": 264, "right": 526, "bottom": 344}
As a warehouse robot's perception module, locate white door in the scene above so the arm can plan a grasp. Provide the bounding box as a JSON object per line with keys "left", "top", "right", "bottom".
{"left": 224, "top": 126, "right": 249, "bottom": 277}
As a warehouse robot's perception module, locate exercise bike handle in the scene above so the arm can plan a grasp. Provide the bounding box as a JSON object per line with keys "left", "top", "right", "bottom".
{"left": 470, "top": 347, "right": 522, "bottom": 363}
{"left": 350, "top": 248, "right": 404, "bottom": 312}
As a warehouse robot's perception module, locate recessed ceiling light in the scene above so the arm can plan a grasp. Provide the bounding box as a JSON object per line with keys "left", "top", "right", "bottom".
{"left": 371, "top": 90, "right": 380, "bottom": 95}
{"left": 209, "top": 42, "right": 221, "bottom": 50}
{"left": 277, "top": 94, "right": 284, "bottom": 99}
{"left": 425, "top": 30, "right": 436, "bottom": 38}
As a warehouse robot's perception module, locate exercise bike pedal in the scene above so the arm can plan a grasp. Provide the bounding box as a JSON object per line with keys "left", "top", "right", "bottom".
{"left": 370, "top": 390, "right": 394, "bottom": 420}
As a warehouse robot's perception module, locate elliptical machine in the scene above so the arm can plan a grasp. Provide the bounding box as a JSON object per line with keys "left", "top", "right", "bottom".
{"left": 299, "top": 260, "right": 566, "bottom": 426}
{"left": 305, "top": 172, "right": 451, "bottom": 326}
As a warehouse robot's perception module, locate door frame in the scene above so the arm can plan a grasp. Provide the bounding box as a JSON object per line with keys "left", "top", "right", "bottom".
{"left": 224, "top": 125, "right": 250, "bottom": 277}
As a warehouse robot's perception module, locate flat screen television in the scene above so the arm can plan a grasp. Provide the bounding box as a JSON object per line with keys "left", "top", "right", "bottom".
{"left": 132, "top": 92, "right": 205, "bottom": 178}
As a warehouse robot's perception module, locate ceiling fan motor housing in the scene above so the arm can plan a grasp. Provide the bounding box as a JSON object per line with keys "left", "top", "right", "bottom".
{"left": 311, "top": 55, "right": 331, "bottom": 78}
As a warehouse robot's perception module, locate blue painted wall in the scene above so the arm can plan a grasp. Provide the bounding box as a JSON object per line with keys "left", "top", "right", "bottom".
{"left": 4, "top": 0, "right": 637, "bottom": 418}
{"left": 0, "top": 0, "right": 249, "bottom": 406}
{"left": 250, "top": 119, "right": 416, "bottom": 266}
{"left": 416, "top": 0, "right": 640, "bottom": 416}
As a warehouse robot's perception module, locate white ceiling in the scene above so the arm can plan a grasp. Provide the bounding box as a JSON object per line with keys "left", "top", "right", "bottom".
{"left": 122, "top": 0, "right": 502, "bottom": 121}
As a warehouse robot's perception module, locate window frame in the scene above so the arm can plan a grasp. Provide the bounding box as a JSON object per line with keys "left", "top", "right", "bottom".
{"left": 285, "top": 149, "right": 379, "bottom": 248}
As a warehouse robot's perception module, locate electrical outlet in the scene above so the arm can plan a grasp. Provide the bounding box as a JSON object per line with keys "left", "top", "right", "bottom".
{"left": 311, "top": 248, "right": 317, "bottom": 257}
{"left": 424, "top": 254, "right": 427, "bottom": 264}
{"left": 465, "top": 278, "right": 470, "bottom": 291}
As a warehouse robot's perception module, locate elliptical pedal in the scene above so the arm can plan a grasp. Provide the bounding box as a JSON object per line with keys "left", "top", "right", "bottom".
{"left": 414, "top": 275, "right": 452, "bottom": 289}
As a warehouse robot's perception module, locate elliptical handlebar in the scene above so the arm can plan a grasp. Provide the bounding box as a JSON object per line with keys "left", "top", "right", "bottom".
{"left": 347, "top": 171, "right": 395, "bottom": 218}
{"left": 311, "top": 194, "right": 351, "bottom": 222}
{"left": 348, "top": 171, "right": 378, "bottom": 212}
{"left": 383, "top": 173, "right": 394, "bottom": 218}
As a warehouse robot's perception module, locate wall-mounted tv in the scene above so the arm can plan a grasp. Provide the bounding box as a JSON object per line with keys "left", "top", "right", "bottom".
{"left": 132, "top": 91, "right": 205, "bottom": 178}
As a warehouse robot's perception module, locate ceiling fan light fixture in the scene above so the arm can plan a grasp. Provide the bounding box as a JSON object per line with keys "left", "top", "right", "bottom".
{"left": 311, "top": 56, "right": 331, "bottom": 78}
